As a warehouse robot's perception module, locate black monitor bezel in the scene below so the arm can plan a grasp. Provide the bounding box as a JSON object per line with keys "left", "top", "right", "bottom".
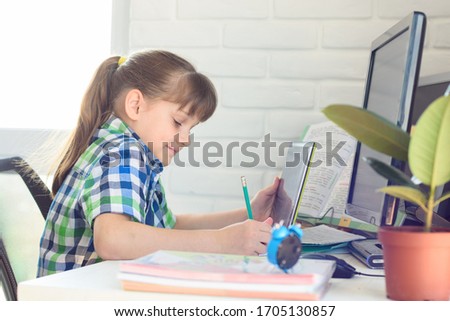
{"left": 346, "top": 12, "right": 426, "bottom": 228}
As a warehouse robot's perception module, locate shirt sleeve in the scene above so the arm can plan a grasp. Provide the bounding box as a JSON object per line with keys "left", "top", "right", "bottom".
{"left": 159, "top": 181, "right": 176, "bottom": 228}
{"left": 81, "top": 139, "right": 149, "bottom": 226}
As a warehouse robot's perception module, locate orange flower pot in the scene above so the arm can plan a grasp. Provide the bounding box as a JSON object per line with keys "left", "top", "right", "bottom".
{"left": 378, "top": 226, "right": 450, "bottom": 300}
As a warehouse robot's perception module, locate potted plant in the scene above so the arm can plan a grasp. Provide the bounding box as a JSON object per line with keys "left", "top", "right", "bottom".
{"left": 322, "top": 95, "right": 450, "bottom": 301}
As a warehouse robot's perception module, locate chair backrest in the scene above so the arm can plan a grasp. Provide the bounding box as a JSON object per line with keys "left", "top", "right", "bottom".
{"left": 0, "top": 156, "right": 53, "bottom": 300}
{"left": 0, "top": 157, "right": 52, "bottom": 220}
{"left": 0, "top": 239, "right": 17, "bottom": 301}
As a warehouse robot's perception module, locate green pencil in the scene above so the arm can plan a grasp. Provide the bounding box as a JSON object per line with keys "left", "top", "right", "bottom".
{"left": 240, "top": 176, "right": 253, "bottom": 220}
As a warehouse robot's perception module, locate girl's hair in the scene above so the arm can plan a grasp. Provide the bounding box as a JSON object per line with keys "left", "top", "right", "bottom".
{"left": 52, "top": 50, "right": 217, "bottom": 195}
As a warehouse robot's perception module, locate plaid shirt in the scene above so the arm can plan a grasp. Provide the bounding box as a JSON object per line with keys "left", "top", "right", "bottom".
{"left": 37, "top": 115, "right": 176, "bottom": 277}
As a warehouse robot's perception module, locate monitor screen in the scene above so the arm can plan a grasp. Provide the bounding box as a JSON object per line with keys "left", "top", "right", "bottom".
{"left": 346, "top": 12, "right": 426, "bottom": 227}
{"left": 410, "top": 72, "right": 450, "bottom": 221}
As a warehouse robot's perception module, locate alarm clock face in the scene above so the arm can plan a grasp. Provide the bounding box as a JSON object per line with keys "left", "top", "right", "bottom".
{"left": 275, "top": 234, "right": 302, "bottom": 270}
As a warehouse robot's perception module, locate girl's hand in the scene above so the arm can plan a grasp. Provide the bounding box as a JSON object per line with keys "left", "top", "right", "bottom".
{"left": 218, "top": 218, "right": 273, "bottom": 255}
{"left": 250, "top": 177, "right": 281, "bottom": 222}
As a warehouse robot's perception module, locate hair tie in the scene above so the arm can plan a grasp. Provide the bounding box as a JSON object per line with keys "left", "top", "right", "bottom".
{"left": 118, "top": 56, "right": 127, "bottom": 66}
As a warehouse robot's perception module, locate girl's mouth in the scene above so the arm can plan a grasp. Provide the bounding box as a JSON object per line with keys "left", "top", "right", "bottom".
{"left": 167, "top": 145, "right": 179, "bottom": 155}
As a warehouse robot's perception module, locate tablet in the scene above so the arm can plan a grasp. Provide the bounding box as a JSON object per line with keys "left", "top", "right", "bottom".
{"left": 271, "top": 141, "right": 316, "bottom": 227}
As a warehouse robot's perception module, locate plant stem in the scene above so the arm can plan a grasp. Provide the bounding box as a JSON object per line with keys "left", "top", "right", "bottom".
{"left": 425, "top": 186, "right": 435, "bottom": 232}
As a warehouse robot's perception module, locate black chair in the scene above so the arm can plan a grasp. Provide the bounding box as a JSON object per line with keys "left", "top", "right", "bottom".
{"left": 0, "top": 239, "right": 17, "bottom": 301}
{"left": 0, "top": 156, "right": 53, "bottom": 301}
{"left": 0, "top": 157, "right": 52, "bottom": 220}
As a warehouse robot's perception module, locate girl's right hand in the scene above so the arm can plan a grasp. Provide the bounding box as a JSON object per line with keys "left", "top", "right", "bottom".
{"left": 218, "top": 217, "right": 273, "bottom": 256}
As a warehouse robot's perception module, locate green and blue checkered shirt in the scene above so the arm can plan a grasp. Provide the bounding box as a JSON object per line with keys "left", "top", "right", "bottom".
{"left": 37, "top": 115, "right": 176, "bottom": 276}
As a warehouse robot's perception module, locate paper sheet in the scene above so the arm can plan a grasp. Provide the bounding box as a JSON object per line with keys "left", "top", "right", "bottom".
{"left": 301, "top": 224, "right": 365, "bottom": 245}
{"left": 298, "top": 121, "right": 356, "bottom": 218}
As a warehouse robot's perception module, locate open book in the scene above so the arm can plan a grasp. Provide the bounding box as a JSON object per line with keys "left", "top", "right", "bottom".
{"left": 118, "top": 250, "right": 336, "bottom": 300}
{"left": 297, "top": 121, "right": 377, "bottom": 232}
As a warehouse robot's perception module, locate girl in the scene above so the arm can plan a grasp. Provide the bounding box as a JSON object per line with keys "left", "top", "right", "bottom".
{"left": 37, "top": 50, "right": 280, "bottom": 277}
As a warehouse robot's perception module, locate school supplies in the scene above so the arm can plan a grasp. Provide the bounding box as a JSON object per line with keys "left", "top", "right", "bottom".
{"left": 296, "top": 121, "right": 379, "bottom": 233}
{"left": 271, "top": 141, "right": 316, "bottom": 227}
{"left": 118, "top": 250, "right": 335, "bottom": 300}
{"left": 301, "top": 224, "right": 366, "bottom": 253}
{"left": 240, "top": 176, "right": 253, "bottom": 219}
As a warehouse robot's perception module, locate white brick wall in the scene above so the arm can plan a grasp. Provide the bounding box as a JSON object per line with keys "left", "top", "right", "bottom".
{"left": 377, "top": 0, "right": 450, "bottom": 18}
{"left": 223, "top": 22, "right": 318, "bottom": 49}
{"left": 177, "top": 0, "right": 268, "bottom": 19}
{"left": 121, "top": 0, "right": 450, "bottom": 215}
{"left": 274, "top": 0, "right": 372, "bottom": 18}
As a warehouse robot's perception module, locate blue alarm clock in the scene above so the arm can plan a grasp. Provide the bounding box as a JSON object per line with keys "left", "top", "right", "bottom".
{"left": 267, "top": 223, "right": 303, "bottom": 272}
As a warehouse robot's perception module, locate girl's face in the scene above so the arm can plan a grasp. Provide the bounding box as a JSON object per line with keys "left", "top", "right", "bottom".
{"left": 131, "top": 99, "right": 199, "bottom": 166}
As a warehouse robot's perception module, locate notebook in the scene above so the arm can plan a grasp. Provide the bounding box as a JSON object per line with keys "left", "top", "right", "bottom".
{"left": 118, "top": 250, "right": 335, "bottom": 300}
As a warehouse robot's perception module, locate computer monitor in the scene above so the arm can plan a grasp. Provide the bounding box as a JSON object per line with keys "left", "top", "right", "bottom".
{"left": 410, "top": 72, "right": 450, "bottom": 221}
{"left": 346, "top": 12, "right": 426, "bottom": 228}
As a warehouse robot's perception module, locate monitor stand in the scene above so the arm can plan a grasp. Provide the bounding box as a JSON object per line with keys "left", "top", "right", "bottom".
{"left": 414, "top": 208, "right": 450, "bottom": 228}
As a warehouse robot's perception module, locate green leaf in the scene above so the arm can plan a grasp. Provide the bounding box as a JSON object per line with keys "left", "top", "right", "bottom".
{"left": 322, "top": 104, "right": 410, "bottom": 161}
{"left": 364, "top": 157, "right": 419, "bottom": 190}
{"left": 378, "top": 186, "right": 428, "bottom": 211}
{"left": 435, "top": 191, "right": 450, "bottom": 207}
{"left": 409, "top": 96, "right": 450, "bottom": 186}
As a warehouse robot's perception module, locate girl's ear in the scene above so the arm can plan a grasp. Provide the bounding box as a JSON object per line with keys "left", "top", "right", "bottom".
{"left": 123, "top": 89, "right": 144, "bottom": 121}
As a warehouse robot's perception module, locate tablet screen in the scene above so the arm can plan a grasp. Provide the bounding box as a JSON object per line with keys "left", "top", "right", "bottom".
{"left": 271, "top": 142, "right": 315, "bottom": 227}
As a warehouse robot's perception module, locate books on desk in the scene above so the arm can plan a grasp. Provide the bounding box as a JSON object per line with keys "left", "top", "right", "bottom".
{"left": 118, "top": 250, "right": 336, "bottom": 300}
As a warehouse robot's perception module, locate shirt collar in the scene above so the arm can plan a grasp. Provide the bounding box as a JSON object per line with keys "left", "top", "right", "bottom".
{"left": 98, "top": 114, "right": 164, "bottom": 173}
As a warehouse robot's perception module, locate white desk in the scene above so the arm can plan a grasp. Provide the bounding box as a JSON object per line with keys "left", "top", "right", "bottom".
{"left": 18, "top": 254, "right": 387, "bottom": 301}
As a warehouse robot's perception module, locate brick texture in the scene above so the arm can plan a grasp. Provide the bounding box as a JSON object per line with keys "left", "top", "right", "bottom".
{"left": 122, "top": 0, "right": 450, "bottom": 213}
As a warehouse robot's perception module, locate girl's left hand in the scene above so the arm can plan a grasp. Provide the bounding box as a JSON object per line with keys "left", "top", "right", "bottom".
{"left": 250, "top": 177, "right": 280, "bottom": 222}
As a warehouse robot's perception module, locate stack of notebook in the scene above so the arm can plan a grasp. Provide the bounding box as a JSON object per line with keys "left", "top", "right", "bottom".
{"left": 118, "top": 250, "right": 336, "bottom": 300}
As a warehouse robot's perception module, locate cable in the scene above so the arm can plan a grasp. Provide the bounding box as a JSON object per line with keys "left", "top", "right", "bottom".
{"left": 355, "top": 271, "right": 385, "bottom": 277}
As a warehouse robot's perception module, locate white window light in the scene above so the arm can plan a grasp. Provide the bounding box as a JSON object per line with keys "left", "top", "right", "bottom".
{"left": 0, "top": 0, "right": 112, "bottom": 129}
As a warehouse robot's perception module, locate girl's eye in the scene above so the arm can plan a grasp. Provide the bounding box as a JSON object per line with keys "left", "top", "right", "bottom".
{"left": 173, "top": 119, "right": 182, "bottom": 127}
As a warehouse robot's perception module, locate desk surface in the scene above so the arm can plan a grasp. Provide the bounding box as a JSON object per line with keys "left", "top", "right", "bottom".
{"left": 18, "top": 254, "right": 388, "bottom": 301}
